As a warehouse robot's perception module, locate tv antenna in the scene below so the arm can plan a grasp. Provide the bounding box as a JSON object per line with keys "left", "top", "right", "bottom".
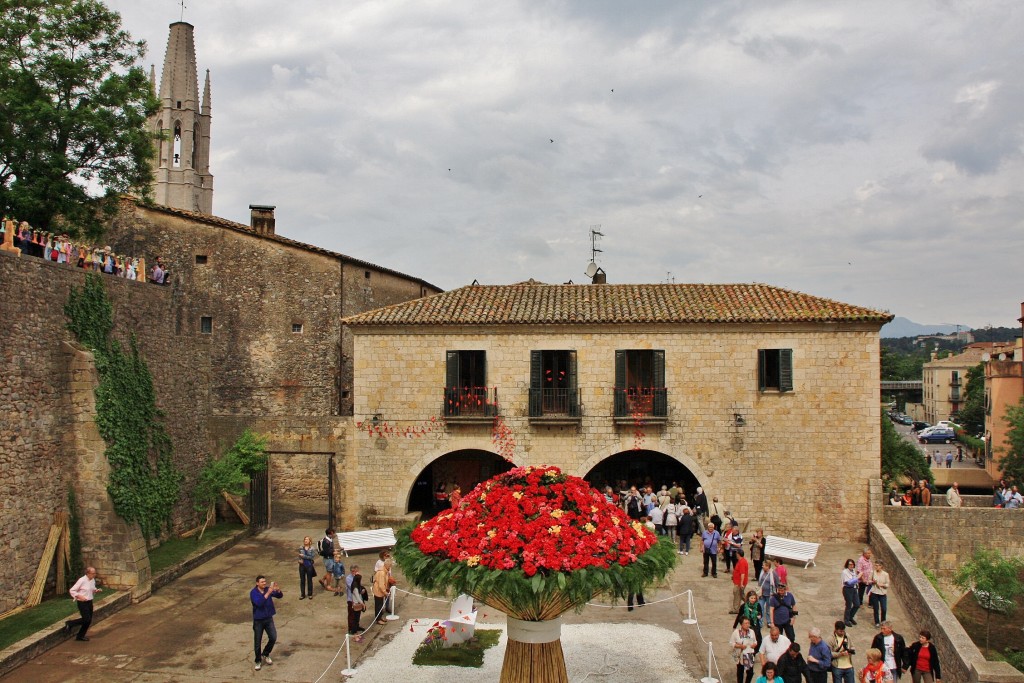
{"left": 585, "top": 225, "right": 603, "bottom": 277}
{"left": 178, "top": 0, "right": 187, "bottom": 22}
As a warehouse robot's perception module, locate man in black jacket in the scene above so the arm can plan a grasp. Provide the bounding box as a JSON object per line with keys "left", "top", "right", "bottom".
{"left": 870, "top": 621, "right": 907, "bottom": 680}
{"left": 775, "top": 642, "right": 809, "bottom": 683}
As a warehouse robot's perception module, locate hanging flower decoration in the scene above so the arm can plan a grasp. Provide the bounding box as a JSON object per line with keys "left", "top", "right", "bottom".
{"left": 395, "top": 465, "right": 676, "bottom": 620}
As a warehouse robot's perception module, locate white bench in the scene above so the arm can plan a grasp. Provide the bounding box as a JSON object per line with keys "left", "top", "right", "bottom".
{"left": 335, "top": 528, "right": 397, "bottom": 557}
{"left": 765, "top": 535, "right": 820, "bottom": 568}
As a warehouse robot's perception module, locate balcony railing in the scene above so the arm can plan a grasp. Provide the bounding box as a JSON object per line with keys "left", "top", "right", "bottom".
{"left": 949, "top": 378, "right": 962, "bottom": 387}
{"left": 614, "top": 386, "right": 668, "bottom": 420}
{"left": 528, "top": 387, "right": 581, "bottom": 420}
{"left": 949, "top": 389, "right": 962, "bottom": 402}
{"left": 443, "top": 386, "right": 499, "bottom": 420}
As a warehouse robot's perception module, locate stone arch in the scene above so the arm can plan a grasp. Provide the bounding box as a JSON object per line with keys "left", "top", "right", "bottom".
{"left": 577, "top": 448, "right": 712, "bottom": 500}
{"left": 403, "top": 446, "right": 517, "bottom": 515}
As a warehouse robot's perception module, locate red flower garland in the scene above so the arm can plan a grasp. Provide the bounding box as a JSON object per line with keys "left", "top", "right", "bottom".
{"left": 410, "top": 465, "right": 656, "bottom": 577}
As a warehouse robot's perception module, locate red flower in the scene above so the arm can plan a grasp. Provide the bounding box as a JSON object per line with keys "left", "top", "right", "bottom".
{"left": 410, "top": 465, "right": 655, "bottom": 577}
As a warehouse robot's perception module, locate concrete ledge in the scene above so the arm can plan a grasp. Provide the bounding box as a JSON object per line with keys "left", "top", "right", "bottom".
{"left": 973, "top": 660, "right": 1024, "bottom": 683}
{"left": 151, "top": 526, "right": 252, "bottom": 592}
{"left": 0, "top": 591, "right": 131, "bottom": 678}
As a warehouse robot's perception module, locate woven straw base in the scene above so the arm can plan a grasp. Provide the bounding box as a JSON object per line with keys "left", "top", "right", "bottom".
{"left": 499, "top": 638, "right": 569, "bottom": 683}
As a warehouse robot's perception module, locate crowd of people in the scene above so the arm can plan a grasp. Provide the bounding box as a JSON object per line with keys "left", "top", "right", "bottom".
{"left": 889, "top": 477, "right": 1023, "bottom": 510}
{"left": 1, "top": 218, "right": 170, "bottom": 284}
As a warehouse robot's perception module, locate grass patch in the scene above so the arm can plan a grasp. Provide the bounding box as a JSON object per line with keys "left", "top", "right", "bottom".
{"left": 895, "top": 534, "right": 912, "bottom": 554}
{"left": 149, "top": 523, "right": 246, "bottom": 574}
{"left": 412, "top": 628, "right": 501, "bottom": 667}
{"left": 920, "top": 567, "right": 945, "bottom": 599}
{"left": 0, "top": 592, "right": 118, "bottom": 651}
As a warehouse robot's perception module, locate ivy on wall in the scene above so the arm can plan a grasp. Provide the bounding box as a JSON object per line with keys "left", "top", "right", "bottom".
{"left": 64, "top": 273, "right": 182, "bottom": 538}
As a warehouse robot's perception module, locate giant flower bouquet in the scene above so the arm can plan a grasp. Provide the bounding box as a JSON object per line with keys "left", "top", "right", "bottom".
{"left": 395, "top": 465, "right": 676, "bottom": 682}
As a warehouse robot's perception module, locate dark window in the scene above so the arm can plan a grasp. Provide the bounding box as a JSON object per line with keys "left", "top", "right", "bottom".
{"left": 195, "top": 254, "right": 208, "bottom": 265}
{"left": 444, "top": 351, "right": 495, "bottom": 416}
{"left": 614, "top": 350, "right": 667, "bottom": 417}
{"left": 200, "top": 316, "right": 212, "bottom": 334}
{"left": 365, "top": 270, "right": 371, "bottom": 279}
{"left": 292, "top": 323, "right": 303, "bottom": 334}
{"left": 758, "top": 349, "right": 793, "bottom": 392}
{"left": 529, "top": 350, "right": 579, "bottom": 417}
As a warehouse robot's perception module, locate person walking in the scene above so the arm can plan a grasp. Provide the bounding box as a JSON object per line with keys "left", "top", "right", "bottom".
{"left": 768, "top": 583, "right": 797, "bottom": 643}
{"left": 64, "top": 567, "right": 102, "bottom": 641}
{"left": 856, "top": 548, "right": 875, "bottom": 607}
{"left": 677, "top": 506, "right": 696, "bottom": 555}
{"left": 870, "top": 622, "right": 906, "bottom": 681}
{"left": 298, "top": 536, "right": 316, "bottom": 599}
{"left": 903, "top": 630, "right": 941, "bottom": 683}
{"left": 730, "top": 617, "right": 759, "bottom": 683}
{"left": 250, "top": 575, "right": 283, "bottom": 671}
{"left": 842, "top": 558, "right": 861, "bottom": 627}
{"left": 732, "top": 549, "right": 750, "bottom": 614}
{"left": 749, "top": 529, "right": 766, "bottom": 581}
{"left": 317, "top": 527, "right": 336, "bottom": 593}
{"left": 869, "top": 561, "right": 890, "bottom": 627}
{"left": 945, "top": 483, "right": 961, "bottom": 508}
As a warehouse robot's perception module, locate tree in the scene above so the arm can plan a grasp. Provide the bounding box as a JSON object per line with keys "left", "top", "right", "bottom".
{"left": 193, "top": 430, "right": 268, "bottom": 538}
{"left": 957, "top": 362, "right": 985, "bottom": 435}
{"left": 0, "top": 0, "right": 156, "bottom": 236}
{"left": 953, "top": 549, "right": 1024, "bottom": 655}
{"left": 999, "top": 397, "right": 1024, "bottom": 487}
{"left": 880, "top": 416, "right": 932, "bottom": 488}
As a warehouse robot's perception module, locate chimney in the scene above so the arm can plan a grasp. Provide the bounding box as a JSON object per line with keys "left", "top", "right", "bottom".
{"left": 591, "top": 267, "right": 607, "bottom": 285}
{"left": 249, "top": 204, "right": 276, "bottom": 235}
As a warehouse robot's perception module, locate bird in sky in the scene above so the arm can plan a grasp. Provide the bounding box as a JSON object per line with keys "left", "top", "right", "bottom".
{"left": 549, "top": 139, "right": 554, "bottom": 143}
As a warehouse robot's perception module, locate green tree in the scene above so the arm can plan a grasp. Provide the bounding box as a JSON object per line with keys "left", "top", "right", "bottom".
{"left": 193, "top": 430, "right": 267, "bottom": 538}
{"left": 957, "top": 362, "right": 985, "bottom": 435}
{"left": 1000, "top": 397, "right": 1024, "bottom": 486}
{"left": 881, "top": 416, "right": 932, "bottom": 488}
{"left": 0, "top": 0, "right": 156, "bottom": 235}
{"left": 953, "top": 549, "right": 1024, "bottom": 655}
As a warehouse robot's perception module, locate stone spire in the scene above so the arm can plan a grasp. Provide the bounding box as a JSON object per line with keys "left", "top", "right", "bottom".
{"left": 148, "top": 22, "right": 214, "bottom": 214}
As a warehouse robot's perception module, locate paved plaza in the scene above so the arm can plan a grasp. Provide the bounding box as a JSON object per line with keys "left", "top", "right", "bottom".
{"left": 4, "top": 514, "right": 913, "bottom": 682}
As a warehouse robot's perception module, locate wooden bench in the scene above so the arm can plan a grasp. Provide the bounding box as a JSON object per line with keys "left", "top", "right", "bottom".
{"left": 335, "top": 528, "right": 397, "bottom": 557}
{"left": 764, "top": 535, "right": 820, "bottom": 568}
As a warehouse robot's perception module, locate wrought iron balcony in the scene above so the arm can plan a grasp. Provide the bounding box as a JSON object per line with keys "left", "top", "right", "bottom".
{"left": 528, "top": 387, "right": 582, "bottom": 422}
{"left": 613, "top": 386, "right": 668, "bottom": 423}
{"left": 443, "top": 386, "right": 499, "bottom": 422}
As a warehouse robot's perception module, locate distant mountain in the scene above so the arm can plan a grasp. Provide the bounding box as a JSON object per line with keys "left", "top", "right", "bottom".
{"left": 881, "top": 317, "right": 964, "bottom": 338}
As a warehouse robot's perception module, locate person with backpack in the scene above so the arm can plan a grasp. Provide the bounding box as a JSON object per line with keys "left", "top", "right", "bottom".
{"left": 317, "top": 527, "right": 335, "bottom": 593}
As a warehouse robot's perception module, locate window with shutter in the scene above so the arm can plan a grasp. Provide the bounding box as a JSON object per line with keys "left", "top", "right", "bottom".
{"left": 444, "top": 350, "right": 488, "bottom": 416}
{"left": 615, "top": 349, "right": 667, "bottom": 417}
{"left": 529, "top": 350, "right": 578, "bottom": 418}
{"left": 758, "top": 348, "right": 793, "bottom": 392}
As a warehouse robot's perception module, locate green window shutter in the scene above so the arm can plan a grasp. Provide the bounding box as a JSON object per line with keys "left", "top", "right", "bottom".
{"left": 758, "top": 349, "right": 767, "bottom": 391}
{"left": 779, "top": 349, "right": 793, "bottom": 392}
{"left": 568, "top": 351, "right": 579, "bottom": 417}
{"left": 445, "top": 351, "right": 460, "bottom": 416}
{"left": 652, "top": 350, "right": 667, "bottom": 416}
{"left": 614, "top": 350, "right": 626, "bottom": 416}
{"left": 529, "top": 351, "right": 542, "bottom": 417}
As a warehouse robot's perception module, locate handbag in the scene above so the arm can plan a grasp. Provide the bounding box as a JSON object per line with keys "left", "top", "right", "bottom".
{"left": 352, "top": 601, "right": 365, "bottom": 611}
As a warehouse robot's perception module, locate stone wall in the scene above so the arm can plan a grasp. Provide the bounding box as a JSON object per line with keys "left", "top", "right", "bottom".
{"left": 348, "top": 322, "right": 884, "bottom": 538}
{"left": 271, "top": 453, "right": 330, "bottom": 501}
{"left": 105, "top": 200, "right": 439, "bottom": 418}
{"left": 882, "top": 504, "right": 1024, "bottom": 585}
{"left": 0, "top": 250, "right": 211, "bottom": 611}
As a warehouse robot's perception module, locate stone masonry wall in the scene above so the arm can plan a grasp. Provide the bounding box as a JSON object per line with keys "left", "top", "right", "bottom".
{"left": 882, "top": 505, "right": 1024, "bottom": 586}
{"left": 348, "top": 322, "right": 884, "bottom": 539}
{"left": 0, "top": 250, "right": 211, "bottom": 611}
{"left": 271, "top": 453, "right": 330, "bottom": 501}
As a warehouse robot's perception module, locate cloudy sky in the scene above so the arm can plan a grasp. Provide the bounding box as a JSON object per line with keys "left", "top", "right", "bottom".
{"left": 105, "top": 0, "right": 1023, "bottom": 329}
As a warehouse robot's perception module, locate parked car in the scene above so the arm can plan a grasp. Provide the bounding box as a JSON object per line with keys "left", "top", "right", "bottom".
{"left": 895, "top": 414, "right": 913, "bottom": 426}
{"left": 912, "top": 421, "right": 931, "bottom": 432}
{"left": 919, "top": 428, "right": 955, "bottom": 444}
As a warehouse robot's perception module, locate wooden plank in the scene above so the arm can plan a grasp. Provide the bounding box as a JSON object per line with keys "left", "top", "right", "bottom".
{"left": 55, "top": 512, "right": 70, "bottom": 594}
{"left": 221, "top": 490, "right": 250, "bottom": 525}
{"left": 26, "top": 522, "right": 64, "bottom": 607}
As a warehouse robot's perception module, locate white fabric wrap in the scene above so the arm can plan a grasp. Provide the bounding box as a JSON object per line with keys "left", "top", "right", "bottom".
{"left": 506, "top": 616, "right": 562, "bottom": 644}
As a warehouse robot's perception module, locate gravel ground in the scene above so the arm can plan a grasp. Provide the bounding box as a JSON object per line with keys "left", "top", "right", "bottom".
{"left": 341, "top": 619, "right": 699, "bottom": 683}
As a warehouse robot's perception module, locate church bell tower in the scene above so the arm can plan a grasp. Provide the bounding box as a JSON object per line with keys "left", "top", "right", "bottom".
{"left": 149, "top": 22, "right": 213, "bottom": 214}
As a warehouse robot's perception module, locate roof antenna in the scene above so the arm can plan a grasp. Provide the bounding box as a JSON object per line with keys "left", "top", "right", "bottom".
{"left": 179, "top": 0, "right": 187, "bottom": 22}
{"left": 585, "top": 225, "right": 603, "bottom": 279}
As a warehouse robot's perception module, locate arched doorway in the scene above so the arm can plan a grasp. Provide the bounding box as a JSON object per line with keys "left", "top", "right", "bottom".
{"left": 407, "top": 449, "right": 514, "bottom": 516}
{"left": 583, "top": 449, "right": 703, "bottom": 502}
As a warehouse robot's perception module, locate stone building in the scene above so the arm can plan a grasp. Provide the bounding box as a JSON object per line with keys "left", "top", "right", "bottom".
{"left": 920, "top": 347, "right": 987, "bottom": 425}
{"left": 342, "top": 281, "right": 892, "bottom": 540}
{"left": 984, "top": 309, "right": 1023, "bottom": 479}
{"left": 148, "top": 22, "right": 214, "bottom": 214}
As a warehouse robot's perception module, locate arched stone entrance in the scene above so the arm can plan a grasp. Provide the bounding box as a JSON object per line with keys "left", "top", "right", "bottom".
{"left": 581, "top": 449, "right": 706, "bottom": 503}
{"left": 407, "top": 449, "right": 514, "bottom": 516}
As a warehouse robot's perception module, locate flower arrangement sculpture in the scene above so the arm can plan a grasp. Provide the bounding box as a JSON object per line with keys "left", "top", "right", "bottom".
{"left": 394, "top": 465, "right": 677, "bottom": 682}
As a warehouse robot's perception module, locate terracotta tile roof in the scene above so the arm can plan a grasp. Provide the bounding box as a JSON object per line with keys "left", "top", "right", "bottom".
{"left": 342, "top": 282, "right": 893, "bottom": 326}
